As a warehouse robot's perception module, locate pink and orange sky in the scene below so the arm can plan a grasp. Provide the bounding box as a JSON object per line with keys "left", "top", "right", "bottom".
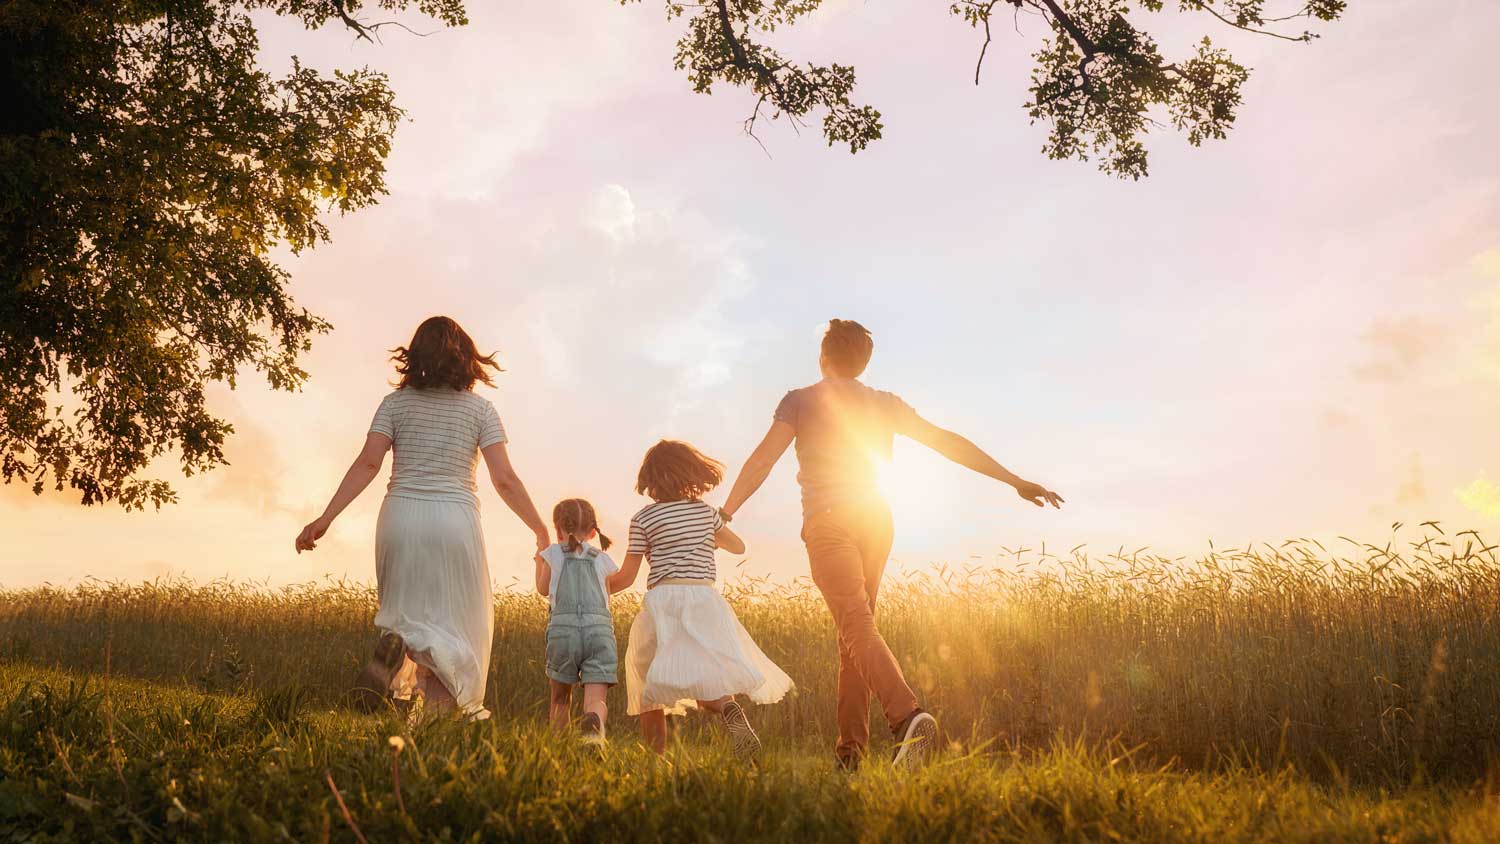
{"left": 3, "top": 1, "right": 1498, "bottom": 589}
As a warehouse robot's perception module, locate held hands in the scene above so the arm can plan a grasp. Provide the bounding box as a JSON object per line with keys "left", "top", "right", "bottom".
{"left": 1014, "top": 479, "right": 1064, "bottom": 509}
{"left": 534, "top": 530, "right": 551, "bottom": 554}
{"left": 295, "top": 516, "right": 332, "bottom": 553}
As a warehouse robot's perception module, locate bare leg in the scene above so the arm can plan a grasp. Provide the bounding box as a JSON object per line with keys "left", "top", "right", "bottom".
{"left": 581, "top": 684, "right": 609, "bottom": 737}
{"left": 696, "top": 695, "right": 733, "bottom": 714}
{"left": 415, "top": 664, "right": 458, "bottom": 714}
{"left": 640, "top": 709, "right": 667, "bottom": 755}
{"left": 549, "top": 680, "right": 574, "bottom": 730}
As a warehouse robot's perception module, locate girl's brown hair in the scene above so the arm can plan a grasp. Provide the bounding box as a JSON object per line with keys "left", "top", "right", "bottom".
{"left": 553, "top": 498, "right": 611, "bottom": 552}
{"left": 391, "top": 316, "right": 502, "bottom": 391}
{"left": 636, "top": 440, "right": 724, "bottom": 503}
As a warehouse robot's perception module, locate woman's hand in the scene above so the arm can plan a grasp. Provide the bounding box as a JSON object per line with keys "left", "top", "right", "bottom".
{"left": 300, "top": 433, "right": 389, "bottom": 555}
{"left": 295, "top": 516, "right": 332, "bottom": 553}
{"left": 534, "top": 530, "right": 551, "bottom": 554}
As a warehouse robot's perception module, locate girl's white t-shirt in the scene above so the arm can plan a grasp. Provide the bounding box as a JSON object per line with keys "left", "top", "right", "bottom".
{"left": 538, "top": 542, "right": 618, "bottom": 611}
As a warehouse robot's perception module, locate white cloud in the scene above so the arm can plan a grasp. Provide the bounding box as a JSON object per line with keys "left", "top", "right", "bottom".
{"left": 521, "top": 184, "right": 754, "bottom": 415}
{"left": 589, "top": 184, "right": 638, "bottom": 243}
{"left": 1354, "top": 317, "right": 1438, "bottom": 382}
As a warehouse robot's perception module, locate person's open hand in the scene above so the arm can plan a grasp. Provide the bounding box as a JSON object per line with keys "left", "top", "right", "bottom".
{"left": 1015, "top": 480, "right": 1064, "bottom": 509}
{"left": 295, "top": 517, "right": 331, "bottom": 553}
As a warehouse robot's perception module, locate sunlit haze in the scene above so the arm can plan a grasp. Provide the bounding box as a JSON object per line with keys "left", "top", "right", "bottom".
{"left": 2, "top": 0, "right": 1498, "bottom": 588}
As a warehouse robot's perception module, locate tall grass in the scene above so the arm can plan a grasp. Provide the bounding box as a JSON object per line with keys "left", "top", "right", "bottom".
{"left": 3, "top": 526, "right": 1497, "bottom": 783}
{"left": 6, "top": 667, "right": 1498, "bottom": 843}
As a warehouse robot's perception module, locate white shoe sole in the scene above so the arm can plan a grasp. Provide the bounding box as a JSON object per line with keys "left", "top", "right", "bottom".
{"left": 722, "top": 703, "right": 762, "bottom": 760}
{"left": 891, "top": 712, "right": 937, "bottom": 770}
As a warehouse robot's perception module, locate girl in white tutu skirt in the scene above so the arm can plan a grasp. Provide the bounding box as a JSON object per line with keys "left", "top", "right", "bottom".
{"left": 608, "top": 440, "right": 793, "bottom": 757}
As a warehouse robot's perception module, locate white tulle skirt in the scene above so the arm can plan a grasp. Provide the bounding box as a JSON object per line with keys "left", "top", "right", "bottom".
{"left": 373, "top": 496, "right": 493, "bottom": 719}
{"left": 625, "top": 584, "right": 794, "bottom": 716}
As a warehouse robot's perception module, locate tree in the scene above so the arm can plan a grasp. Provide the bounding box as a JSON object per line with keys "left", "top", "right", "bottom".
{"left": 1, "top": 0, "right": 1343, "bottom": 510}
{"left": 0, "top": 0, "right": 464, "bottom": 509}
{"left": 656, "top": 0, "right": 1345, "bottom": 176}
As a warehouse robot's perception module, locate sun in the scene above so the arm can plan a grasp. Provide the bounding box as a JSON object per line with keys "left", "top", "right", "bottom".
{"left": 873, "top": 444, "right": 960, "bottom": 548}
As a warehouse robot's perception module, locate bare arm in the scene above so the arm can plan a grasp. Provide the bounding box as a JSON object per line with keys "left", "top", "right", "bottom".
{"left": 715, "top": 525, "right": 746, "bottom": 555}
{"left": 481, "top": 442, "right": 552, "bottom": 552}
{"left": 607, "top": 552, "right": 645, "bottom": 594}
{"left": 902, "top": 413, "right": 1064, "bottom": 509}
{"left": 534, "top": 554, "right": 551, "bottom": 597}
{"left": 295, "top": 433, "right": 391, "bottom": 553}
{"left": 721, "top": 421, "right": 795, "bottom": 519}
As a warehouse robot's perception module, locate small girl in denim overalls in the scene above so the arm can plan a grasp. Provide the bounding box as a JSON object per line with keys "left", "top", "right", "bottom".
{"left": 534, "top": 498, "right": 619, "bottom": 743}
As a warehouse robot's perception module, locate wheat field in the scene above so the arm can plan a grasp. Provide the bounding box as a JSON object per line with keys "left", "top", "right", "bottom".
{"left": 2, "top": 525, "right": 1499, "bottom": 841}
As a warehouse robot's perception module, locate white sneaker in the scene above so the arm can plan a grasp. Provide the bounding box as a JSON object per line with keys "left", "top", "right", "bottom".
{"left": 720, "top": 701, "right": 761, "bottom": 760}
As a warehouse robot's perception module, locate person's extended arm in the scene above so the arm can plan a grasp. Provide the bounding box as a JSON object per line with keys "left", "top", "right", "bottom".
{"left": 721, "top": 421, "right": 795, "bottom": 520}
{"left": 481, "top": 442, "right": 552, "bottom": 552}
{"left": 295, "top": 433, "right": 392, "bottom": 553}
{"left": 715, "top": 525, "right": 746, "bottom": 555}
{"left": 534, "top": 554, "right": 551, "bottom": 597}
{"left": 607, "top": 552, "right": 645, "bottom": 594}
{"left": 903, "top": 413, "right": 1064, "bottom": 508}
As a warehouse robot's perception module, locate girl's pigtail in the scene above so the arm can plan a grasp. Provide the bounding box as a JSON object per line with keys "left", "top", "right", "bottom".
{"left": 596, "top": 529, "right": 612, "bottom": 551}
{"left": 566, "top": 500, "right": 584, "bottom": 553}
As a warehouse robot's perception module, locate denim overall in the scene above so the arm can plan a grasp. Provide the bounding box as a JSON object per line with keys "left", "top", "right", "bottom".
{"left": 545, "top": 546, "right": 618, "bottom": 685}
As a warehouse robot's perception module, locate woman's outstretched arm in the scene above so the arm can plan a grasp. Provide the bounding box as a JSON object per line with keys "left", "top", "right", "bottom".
{"left": 481, "top": 442, "right": 551, "bottom": 553}
{"left": 295, "top": 433, "right": 392, "bottom": 553}
{"left": 721, "top": 421, "right": 795, "bottom": 520}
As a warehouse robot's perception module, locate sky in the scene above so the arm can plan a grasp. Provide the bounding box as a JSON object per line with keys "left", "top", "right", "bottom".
{"left": 3, "top": 0, "right": 1499, "bottom": 589}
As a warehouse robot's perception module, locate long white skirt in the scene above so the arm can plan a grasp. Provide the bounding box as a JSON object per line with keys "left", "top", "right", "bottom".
{"left": 625, "top": 584, "right": 794, "bottom": 716}
{"left": 373, "top": 496, "right": 493, "bottom": 718}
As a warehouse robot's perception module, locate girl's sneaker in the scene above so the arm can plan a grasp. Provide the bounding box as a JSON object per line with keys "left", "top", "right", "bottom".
{"left": 890, "top": 709, "right": 938, "bottom": 770}
{"left": 720, "top": 701, "right": 761, "bottom": 760}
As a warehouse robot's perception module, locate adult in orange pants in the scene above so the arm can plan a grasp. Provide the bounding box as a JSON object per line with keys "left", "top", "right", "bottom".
{"left": 721, "top": 319, "right": 1063, "bottom": 770}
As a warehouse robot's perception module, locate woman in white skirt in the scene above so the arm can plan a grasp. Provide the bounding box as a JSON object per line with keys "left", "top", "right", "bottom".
{"left": 607, "top": 440, "right": 793, "bottom": 757}
{"left": 295, "top": 316, "right": 551, "bottom": 720}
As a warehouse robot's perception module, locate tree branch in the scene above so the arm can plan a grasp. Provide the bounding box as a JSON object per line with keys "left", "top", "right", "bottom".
{"left": 331, "top": 0, "right": 374, "bottom": 41}
{"left": 1193, "top": 2, "right": 1313, "bottom": 42}
{"left": 1034, "top": 0, "right": 1098, "bottom": 58}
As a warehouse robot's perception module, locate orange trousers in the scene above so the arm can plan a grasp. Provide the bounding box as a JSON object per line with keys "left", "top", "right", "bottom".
{"left": 803, "top": 501, "right": 920, "bottom": 760}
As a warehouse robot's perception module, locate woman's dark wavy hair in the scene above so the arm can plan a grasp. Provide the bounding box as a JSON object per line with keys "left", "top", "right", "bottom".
{"left": 636, "top": 440, "right": 724, "bottom": 503}
{"left": 391, "top": 316, "right": 501, "bottom": 391}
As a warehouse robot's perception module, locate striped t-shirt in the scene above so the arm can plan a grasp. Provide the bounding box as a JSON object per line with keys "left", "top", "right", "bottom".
{"left": 369, "top": 388, "right": 507, "bottom": 507}
{"left": 627, "top": 500, "right": 724, "bottom": 586}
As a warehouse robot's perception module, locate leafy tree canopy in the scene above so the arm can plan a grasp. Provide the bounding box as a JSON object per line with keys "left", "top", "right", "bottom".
{"left": 655, "top": 0, "right": 1346, "bottom": 174}
{"left": 0, "top": 0, "right": 1343, "bottom": 509}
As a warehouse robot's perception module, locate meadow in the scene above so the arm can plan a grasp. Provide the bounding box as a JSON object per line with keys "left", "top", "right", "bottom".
{"left": 2, "top": 525, "right": 1499, "bottom": 842}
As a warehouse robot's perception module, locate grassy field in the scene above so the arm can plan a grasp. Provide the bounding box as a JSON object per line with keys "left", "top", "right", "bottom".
{"left": 3, "top": 526, "right": 1499, "bottom": 842}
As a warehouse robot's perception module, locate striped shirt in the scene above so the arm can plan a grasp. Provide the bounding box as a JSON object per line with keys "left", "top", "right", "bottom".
{"left": 627, "top": 500, "right": 724, "bottom": 586}
{"left": 369, "top": 388, "right": 507, "bottom": 507}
